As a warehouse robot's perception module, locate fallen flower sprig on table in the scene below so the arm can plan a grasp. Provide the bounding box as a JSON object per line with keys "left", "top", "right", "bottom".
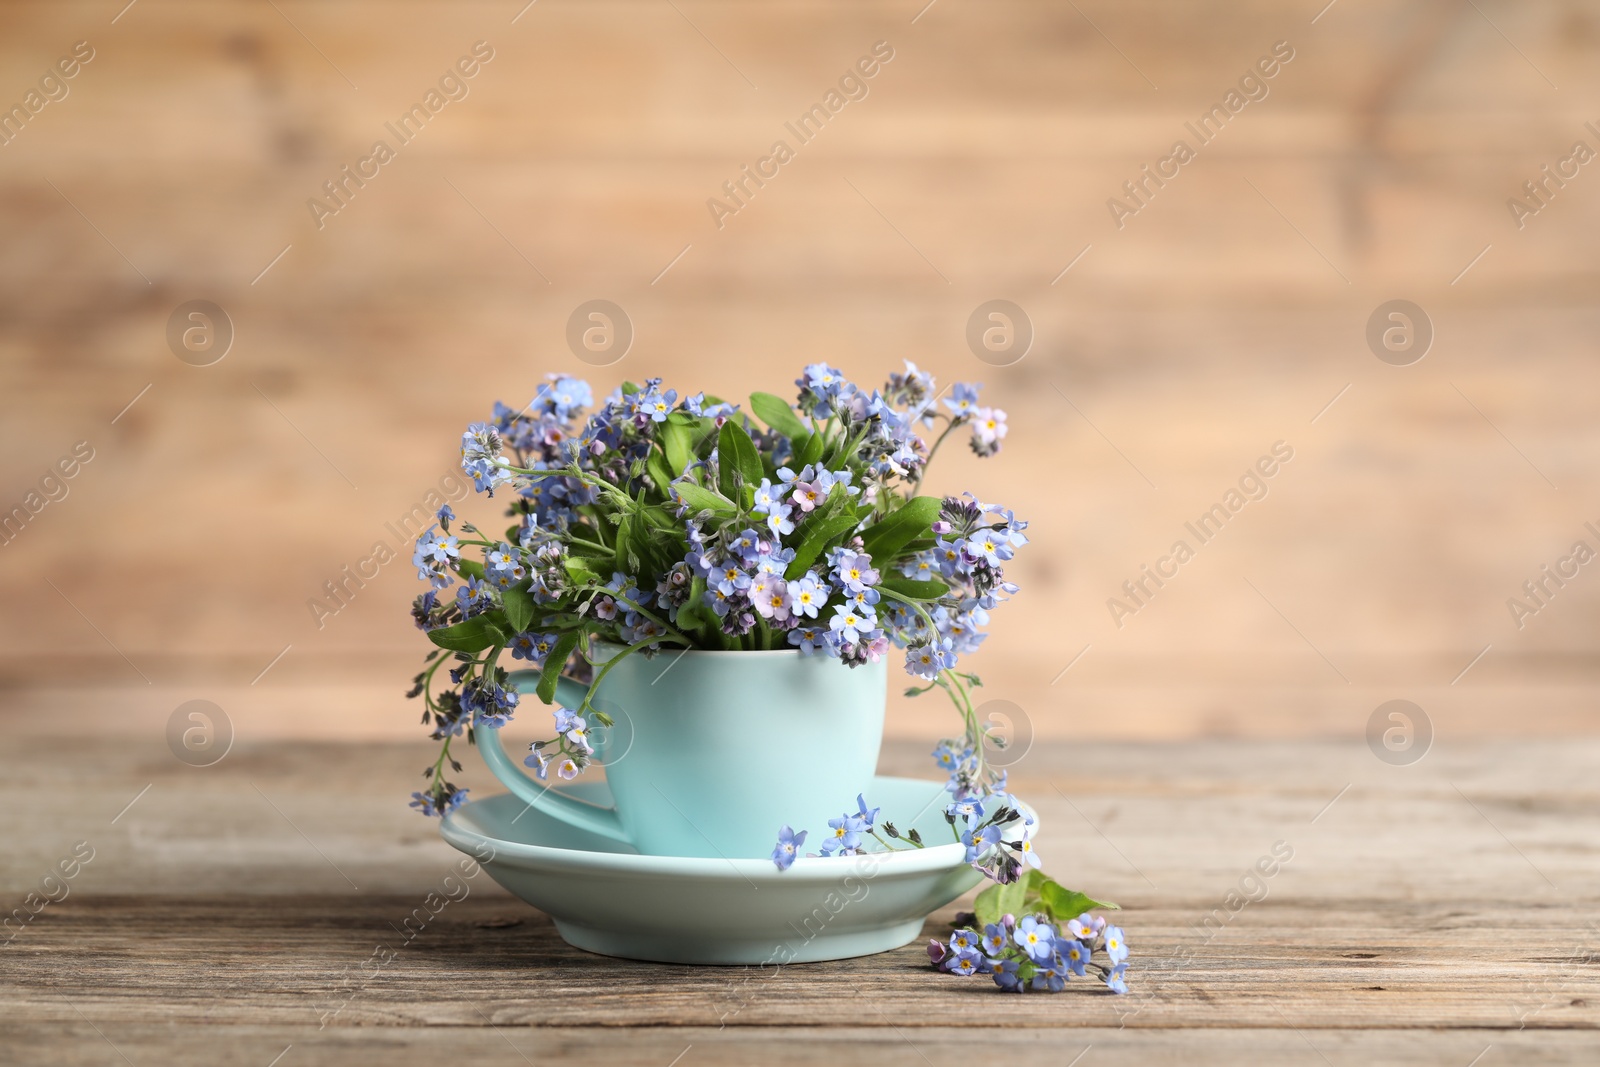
{"left": 934, "top": 872, "right": 1127, "bottom": 994}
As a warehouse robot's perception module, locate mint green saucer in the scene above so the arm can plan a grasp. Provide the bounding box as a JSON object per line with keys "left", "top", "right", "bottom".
{"left": 440, "top": 776, "right": 1008, "bottom": 965}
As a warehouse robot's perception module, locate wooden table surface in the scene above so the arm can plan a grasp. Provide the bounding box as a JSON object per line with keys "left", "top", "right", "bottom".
{"left": 4, "top": 734, "right": 1596, "bottom": 1065}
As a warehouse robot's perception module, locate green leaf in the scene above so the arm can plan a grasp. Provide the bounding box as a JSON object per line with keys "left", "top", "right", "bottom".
{"left": 456, "top": 558, "right": 485, "bottom": 581}
{"left": 646, "top": 450, "right": 674, "bottom": 496}
{"left": 676, "top": 574, "right": 711, "bottom": 636}
{"left": 974, "top": 876, "right": 1030, "bottom": 930}
{"left": 535, "top": 630, "right": 581, "bottom": 705}
{"left": 614, "top": 511, "right": 642, "bottom": 573}
{"left": 859, "top": 496, "right": 942, "bottom": 562}
{"left": 484, "top": 613, "right": 516, "bottom": 646}
{"left": 1037, "top": 879, "right": 1119, "bottom": 922}
{"left": 567, "top": 537, "right": 611, "bottom": 560}
{"left": 796, "top": 429, "right": 825, "bottom": 467}
{"left": 620, "top": 381, "right": 641, "bottom": 395}
{"left": 750, "top": 391, "right": 808, "bottom": 439}
{"left": 784, "top": 505, "right": 862, "bottom": 579}
{"left": 878, "top": 577, "right": 950, "bottom": 602}
{"left": 672, "top": 482, "right": 738, "bottom": 518}
{"left": 660, "top": 419, "right": 695, "bottom": 476}
{"left": 425, "top": 615, "right": 500, "bottom": 654}
{"left": 501, "top": 586, "right": 536, "bottom": 633}
{"left": 563, "top": 556, "right": 600, "bottom": 585}
{"left": 717, "top": 420, "right": 764, "bottom": 502}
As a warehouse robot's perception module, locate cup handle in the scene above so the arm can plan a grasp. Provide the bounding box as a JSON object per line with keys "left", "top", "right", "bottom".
{"left": 474, "top": 670, "right": 632, "bottom": 848}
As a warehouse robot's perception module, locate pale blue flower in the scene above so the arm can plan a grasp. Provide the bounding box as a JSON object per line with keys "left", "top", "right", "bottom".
{"left": 455, "top": 576, "right": 494, "bottom": 617}
{"left": 969, "top": 406, "right": 1007, "bottom": 456}
{"left": 905, "top": 640, "right": 953, "bottom": 679}
{"left": 713, "top": 559, "right": 751, "bottom": 597}
{"left": 823, "top": 813, "right": 867, "bottom": 853}
{"left": 1014, "top": 916, "right": 1056, "bottom": 963}
{"left": 788, "top": 625, "right": 829, "bottom": 654}
{"left": 831, "top": 549, "right": 879, "bottom": 592}
{"left": 966, "top": 526, "right": 1014, "bottom": 565}
{"left": 829, "top": 604, "right": 874, "bottom": 644}
{"left": 961, "top": 822, "right": 1001, "bottom": 864}
{"left": 1058, "top": 939, "right": 1090, "bottom": 977}
{"left": 946, "top": 795, "right": 985, "bottom": 821}
{"left": 752, "top": 479, "right": 783, "bottom": 515}
{"left": 564, "top": 716, "right": 593, "bottom": 755}
{"left": 409, "top": 785, "right": 468, "bottom": 817}
{"left": 789, "top": 574, "right": 829, "bottom": 618}
{"left": 765, "top": 503, "right": 795, "bottom": 538}
{"left": 1104, "top": 924, "right": 1128, "bottom": 964}
{"left": 771, "top": 825, "right": 807, "bottom": 870}
{"left": 1031, "top": 961, "right": 1066, "bottom": 991}
{"left": 946, "top": 949, "right": 981, "bottom": 976}
{"left": 991, "top": 958, "right": 1023, "bottom": 992}
{"left": 943, "top": 382, "right": 980, "bottom": 418}
{"left": 752, "top": 547, "right": 793, "bottom": 576}
{"left": 730, "top": 528, "right": 764, "bottom": 562}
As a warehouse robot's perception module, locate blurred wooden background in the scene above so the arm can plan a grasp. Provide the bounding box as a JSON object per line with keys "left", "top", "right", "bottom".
{"left": 2, "top": 0, "right": 1598, "bottom": 748}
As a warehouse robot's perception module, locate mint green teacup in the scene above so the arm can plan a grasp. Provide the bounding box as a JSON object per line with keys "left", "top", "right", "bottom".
{"left": 477, "top": 649, "right": 886, "bottom": 859}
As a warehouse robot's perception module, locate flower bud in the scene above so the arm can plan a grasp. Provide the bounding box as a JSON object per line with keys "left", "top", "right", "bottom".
{"left": 926, "top": 939, "right": 947, "bottom": 965}
{"left": 931, "top": 520, "right": 953, "bottom": 534}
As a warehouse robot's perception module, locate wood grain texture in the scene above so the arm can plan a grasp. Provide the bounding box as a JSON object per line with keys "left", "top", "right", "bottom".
{"left": 5, "top": 1026, "right": 1600, "bottom": 1067}
{"left": 3, "top": 737, "right": 1597, "bottom": 1062}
